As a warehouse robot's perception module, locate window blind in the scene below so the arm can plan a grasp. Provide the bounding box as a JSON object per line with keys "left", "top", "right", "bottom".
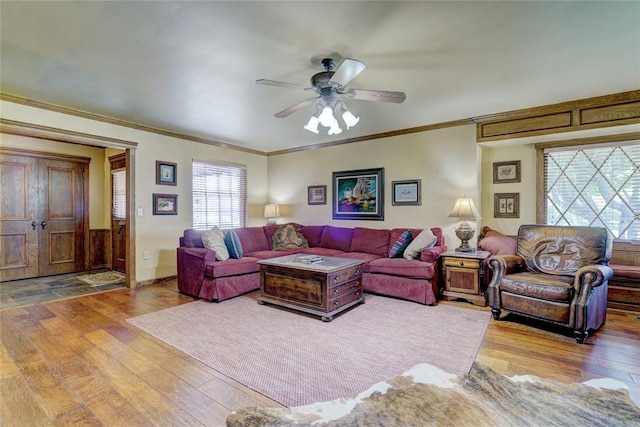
{"left": 192, "top": 160, "right": 247, "bottom": 230}
{"left": 112, "top": 169, "right": 126, "bottom": 219}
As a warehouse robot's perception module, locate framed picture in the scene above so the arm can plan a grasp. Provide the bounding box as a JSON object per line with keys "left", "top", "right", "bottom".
{"left": 494, "top": 193, "right": 519, "bottom": 218}
{"left": 153, "top": 193, "right": 178, "bottom": 215}
{"left": 493, "top": 160, "right": 521, "bottom": 184}
{"left": 392, "top": 179, "right": 421, "bottom": 206}
{"left": 332, "top": 167, "right": 384, "bottom": 220}
{"left": 156, "top": 161, "right": 177, "bottom": 186}
{"left": 307, "top": 185, "right": 327, "bottom": 205}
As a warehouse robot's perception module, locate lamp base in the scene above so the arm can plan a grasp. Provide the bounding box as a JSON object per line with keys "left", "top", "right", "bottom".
{"left": 454, "top": 222, "right": 476, "bottom": 253}
{"left": 455, "top": 245, "right": 476, "bottom": 253}
{"left": 266, "top": 219, "right": 277, "bottom": 225}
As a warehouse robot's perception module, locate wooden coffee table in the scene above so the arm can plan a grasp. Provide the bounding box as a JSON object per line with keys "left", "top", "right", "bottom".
{"left": 258, "top": 254, "right": 365, "bottom": 321}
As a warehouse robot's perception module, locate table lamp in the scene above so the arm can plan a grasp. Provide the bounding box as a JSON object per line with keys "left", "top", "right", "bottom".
{"left": 448, "top": 196, "right": 481, "bottom": 252}
{"left": 264, "top": 204, "right": 280, "bottom": 225}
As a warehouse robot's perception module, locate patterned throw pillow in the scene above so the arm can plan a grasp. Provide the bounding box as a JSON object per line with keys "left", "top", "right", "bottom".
{"left": 201, "top": 226, "right": 230, "bottom": 261}
{"left": 224, "top": 229, "right": 243, "bottom": 259}
{"left": 389, "top": 229, "right": 413, "bottom": 258}
{"left": 272, "top": 224, "right": 309, "bottom": 250}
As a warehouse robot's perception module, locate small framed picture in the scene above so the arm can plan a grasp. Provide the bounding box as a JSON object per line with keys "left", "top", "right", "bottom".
{"left": 494, "top": 193, "right": 519, "bottom": 218}
{"left": 153, "top": 193, "right": 178, "bottom": 215}
{"left": 392, "top": 179, "right": 421, "bottom": 206}
{"left": 307, "top": 185, "right": 327, "bottom": 205}
{"left": 156, "top": 161, "right": 177, "bottom": 186}
{"left": 493, "top": 160, "right": 521, "bottom": 184}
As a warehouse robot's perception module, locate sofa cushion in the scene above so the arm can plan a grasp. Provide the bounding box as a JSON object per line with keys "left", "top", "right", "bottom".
{"left": 478, "top": 226, "right": 516, "bottom": 255}
{"left": 403, "top": 229, "right": 437, "bottom": 260}
{"left": 224, "top": 229, "right": 243, "bottom": 259}
{"left": 201, "top": 227, "right": 230, "bottom": 261}
{"left": 272, "top": 224, "right": 309, "bottom": 250}
{"left": 389, "top": 229, "right": 413, "bottom": 258}
{"left": 320, "top": 225, "right": 353, "bottom": 252}
{"left": 183, "top": 229, "right": 204, "bottom": 248}
{"left": 369, "top": 258, "right": 435, "bottom": 279}
{"left": 234, "top": 227, "right": 270, "bottom": 253}
{"left": 204, "top": 257, "right": 261, "bottom": 278}
{"left": 350, "top": 227, "right": 390, "bottom": 256}
{"left": 338, "top": 252, "right": 383, "bottom": 271}
{"left": 301, "top": 225, "right": 325, "bottom": 247}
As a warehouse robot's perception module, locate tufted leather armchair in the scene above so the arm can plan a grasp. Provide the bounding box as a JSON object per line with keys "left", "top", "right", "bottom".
{"left": 487, "top": 225, "right": 613, "bottom": 343}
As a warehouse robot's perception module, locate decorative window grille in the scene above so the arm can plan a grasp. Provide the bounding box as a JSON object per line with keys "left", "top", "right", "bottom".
{"left": 111, "top": 169, "right": 127, "bottom": 219}
{"left": 192, "top": 160, "right": 247, "bottom": 230}
{"left": 543, "top": 141, "right": 640, "bottom": 241}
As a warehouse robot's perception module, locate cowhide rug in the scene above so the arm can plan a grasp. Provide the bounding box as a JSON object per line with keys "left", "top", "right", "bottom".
{"left": 226, "top": 362, "right": 639, "bottom": 426}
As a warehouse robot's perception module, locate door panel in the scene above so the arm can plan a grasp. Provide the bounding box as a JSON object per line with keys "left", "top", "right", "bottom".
{"left": 38, "top": 158, "right": 85, "bottom": 276}
{"left": 0, "top": 155, "right": 38, "bottom": 280}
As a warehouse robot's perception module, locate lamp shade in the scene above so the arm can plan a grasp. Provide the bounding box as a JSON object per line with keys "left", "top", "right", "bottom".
{"left": 263, "top": 204, "right": 280, "bottom": 219}
{"left": 448, "top": 197, "right": 481, "bottom": 219}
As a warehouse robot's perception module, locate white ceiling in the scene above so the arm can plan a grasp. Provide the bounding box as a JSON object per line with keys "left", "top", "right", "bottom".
{"left": 1, "top": 1, "right": 639, "bottom": 153}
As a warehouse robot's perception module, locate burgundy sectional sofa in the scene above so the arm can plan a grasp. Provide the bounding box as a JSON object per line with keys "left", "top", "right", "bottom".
{"left": 177, "top": 224, "right": 446, "bottom": 305}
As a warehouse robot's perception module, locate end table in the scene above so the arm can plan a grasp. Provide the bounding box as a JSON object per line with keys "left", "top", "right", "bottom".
{"left": 441, "top": 250, "right": 491, "bottom": 306}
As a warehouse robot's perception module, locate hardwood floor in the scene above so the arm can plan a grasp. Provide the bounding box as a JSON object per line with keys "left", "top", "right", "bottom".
{"left": 1, "top": 279, "right": 638, "bottom": 426}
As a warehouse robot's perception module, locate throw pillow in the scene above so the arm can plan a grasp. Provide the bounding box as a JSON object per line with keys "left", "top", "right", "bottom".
{"left": 201, "top": 226, "right": 230, "bottom": 261}
{"left": 272, "top": 224, "right": 309, "bottom": 250}
{"left": 389, "top": 229, "right": 413, "bottom": 258}
{"left": 477, "top": 226, "right": 517, "bottom": 255}
{"left": 403, "top": 229, "right": 437, "bottom": 260}
{"left": 224, "top": 229, "right": 243, "bottom": 259}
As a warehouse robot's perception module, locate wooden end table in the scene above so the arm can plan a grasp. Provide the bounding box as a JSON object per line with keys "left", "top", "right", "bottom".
{"left": 258, "top": 254, "right": 365, "bottom": 321}
{"left": 441, "top": 250, "right": 491, "bottom": 306}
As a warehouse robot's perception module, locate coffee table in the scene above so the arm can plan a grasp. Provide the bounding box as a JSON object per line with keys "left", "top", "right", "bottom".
{"left": 258, "top": 254, "right": 365, "bottom": 322}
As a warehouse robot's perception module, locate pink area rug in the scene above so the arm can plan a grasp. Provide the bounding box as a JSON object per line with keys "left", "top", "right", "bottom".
{"left": 126, "top": 295, "right": 490, "bottom": 407}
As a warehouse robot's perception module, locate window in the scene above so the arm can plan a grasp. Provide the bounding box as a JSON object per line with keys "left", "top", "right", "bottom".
{"left": 112, "top": 169, "right": 127, "bottom": 219}
{"left": 542, "top": 140, "right": 640, "bottom": 241}
{"left": 192, "top": 160, "right": 247, "bottom": 230}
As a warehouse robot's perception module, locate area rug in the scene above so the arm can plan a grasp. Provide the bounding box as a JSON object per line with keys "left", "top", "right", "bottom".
{"left": 126, "top": 295, "right": 490, "bottom": 407}
{"left": 77, "top": 271, "right": 125, "bottom": 287}
{"left": 227, "top": 362, "right": 640, "bottom": 426}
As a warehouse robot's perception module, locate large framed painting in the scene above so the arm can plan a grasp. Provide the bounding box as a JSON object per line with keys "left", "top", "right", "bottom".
{"left": 332, "top": 167, "right": 384, "bottom": 220}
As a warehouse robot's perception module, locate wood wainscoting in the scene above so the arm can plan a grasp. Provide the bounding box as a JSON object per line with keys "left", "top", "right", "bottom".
{"left": 89, "top": 229, "right": 111, "bottom": 270}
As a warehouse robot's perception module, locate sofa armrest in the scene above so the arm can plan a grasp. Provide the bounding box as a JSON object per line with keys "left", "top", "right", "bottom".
{"left": 176, "top": 247, "right": 217, "bottom": 298}
{"left": 421, "top": 245, "right": 447, "bottom": 263}
{"left": 180, "top": 247, "right": 217, "bottom": 261}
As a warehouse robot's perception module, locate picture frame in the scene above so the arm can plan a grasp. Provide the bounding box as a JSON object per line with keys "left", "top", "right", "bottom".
{"left": 153, "top": 193, "right": 178, "bottom": 215}
{"left": 332, "top": 167, "right": 384, "bottom": 220}
{"left": 307, "top": 185, "right": 327, "bottom": 205}
{"left": 391, "top": 179, "right": 422, "bottom": 206}
{"left": 494, "top": 193, "right": 519, "bottom": 218}
{"left": 493, "top": 160, "right": 521, "bottom": 184}
{"left": 156, "top": 161, "right": 177, "bottom": 186}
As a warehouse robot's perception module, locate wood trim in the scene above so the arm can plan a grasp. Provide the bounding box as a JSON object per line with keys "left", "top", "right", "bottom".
{"left": 267, "top": 118, "right": 475, "bottom": 156}
{"left": 534, "top": 132, "right": 640, "bottom": 150}
{"left": 0, "top": 147, "right": 91, "bottom": 164}
{"left": 476, "top": 91, "right": 640, "bottom": 142}
{"left": 1, "top": 93, "right": 265, "bottom": 156}
{"left": 126, "top": 149, "right": 136, "bottom": 288}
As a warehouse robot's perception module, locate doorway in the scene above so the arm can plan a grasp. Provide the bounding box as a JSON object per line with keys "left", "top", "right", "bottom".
{"left": 109, "top": 153, "right": 127, "bottom": 273}
{"left": 0, "top": 149, "right": 88, "bottom": 281}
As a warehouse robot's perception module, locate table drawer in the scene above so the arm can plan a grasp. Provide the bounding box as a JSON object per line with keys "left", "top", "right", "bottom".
{"left": 328, "top": 265, "right": 362, "bottom": 287}
{"left": 329, "top": 288, "right": 363, "bottom": 311}
{"left": 444, "top": 257, "right": 481, "bottom": 269}
{"left": 329, "top": 278, "right": 362, "bottom": 298}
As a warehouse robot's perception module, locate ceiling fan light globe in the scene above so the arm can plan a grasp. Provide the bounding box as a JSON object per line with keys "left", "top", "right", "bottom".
{"left": 319, "top": 106, "right": 335, "bottom": 127}
{"left": 342, "top": 110, "right": 360, "bottom": 129}
{"left": 304, "top": 116, "right": 320, "bottom": 134}
{"left": 328, "top": 122, "right": 342, "bottom": 135}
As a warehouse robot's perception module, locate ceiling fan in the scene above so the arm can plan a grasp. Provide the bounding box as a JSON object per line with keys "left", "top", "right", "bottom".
{"left": 256, "top": 58, "right": 406, "bottom": 135}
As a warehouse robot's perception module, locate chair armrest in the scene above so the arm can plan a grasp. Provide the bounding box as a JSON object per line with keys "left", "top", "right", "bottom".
{"left": 574, "top": 264, "right": 614, "bottom": 291}
{"left": 488, "top": 255, "right": 526, "bottom": 279}
{"left": 421, "top": 245, "right": 447, "bottom": 263}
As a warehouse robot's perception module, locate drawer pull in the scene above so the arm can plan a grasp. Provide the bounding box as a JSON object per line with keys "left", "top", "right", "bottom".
{"left": 334, "top": 277, "right": 338, "bottom": 282}
{"left": 459, "top": 262, "right": 464, "bottom": 266}
{"left": 334, "top": 288, "right": 339, "bottom": 295}
{"left": 354, "top": 281, "right": 360, "bottom": 287}
{"left": 356, "top": 269, "right": 360, "bottom": 275}
{"left": 334, "top": 301, "right": 340, "bottom": 306}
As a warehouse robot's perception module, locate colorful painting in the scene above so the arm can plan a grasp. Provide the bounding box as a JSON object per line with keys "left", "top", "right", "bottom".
{"left": 332, "top": 168, "right": 384, "bottom": 220}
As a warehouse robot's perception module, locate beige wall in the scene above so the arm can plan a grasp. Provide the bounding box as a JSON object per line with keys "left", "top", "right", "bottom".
{"left": 1, "top": 100, "right": 269, "bottom": 283}
{"left": 267, "top": 125, "right": 480, "bottom": 250}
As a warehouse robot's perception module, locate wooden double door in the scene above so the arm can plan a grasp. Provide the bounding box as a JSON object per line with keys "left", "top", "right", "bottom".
{"left": 0, "top": 149, "right": 88, "bottom": 281}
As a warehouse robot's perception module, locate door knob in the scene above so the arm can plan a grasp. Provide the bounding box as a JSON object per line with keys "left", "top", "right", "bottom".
{"left": 31, "top": 221, "right": 37, "bottom": 230}
{"left": 40, "top": 221, "right": 47, "bottom": 230}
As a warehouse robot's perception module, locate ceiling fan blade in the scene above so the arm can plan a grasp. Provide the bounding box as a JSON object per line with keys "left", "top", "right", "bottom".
{"left": 330, "top": 58, "right": 366, "bottom": 87}
{"left": 274, "top": 96, "right": 320, "bottom": 118}
{"left": 346, "top": 89, "right": 406, "bottom": 103}
{"left": 256, "top": 79, "right": 309, "bottom": 90}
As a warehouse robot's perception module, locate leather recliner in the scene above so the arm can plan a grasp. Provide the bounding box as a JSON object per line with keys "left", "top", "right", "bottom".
{"left": 487, "top": 225, "right": 613, "bottom": 344}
